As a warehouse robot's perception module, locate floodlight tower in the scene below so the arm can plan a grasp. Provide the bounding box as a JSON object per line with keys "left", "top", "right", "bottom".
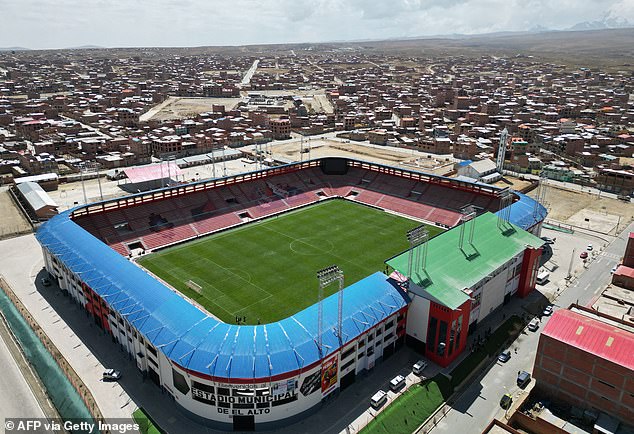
{"left": 459, "top": 205, "right": 477, "bottom": 251}
{"left": 317, "top": 265, "right": 345, "bottom": 352}
{"left": 497, "top": 190, "right": 514, "bottom": 229}
{"left": 496, "top": 128, "right": 508, "bottom": 172}
{"left": 533, "top": 173, "right": 548, "bottom": 219}
{"left": 406, "top": 225, "right": 429, "bottom": 284}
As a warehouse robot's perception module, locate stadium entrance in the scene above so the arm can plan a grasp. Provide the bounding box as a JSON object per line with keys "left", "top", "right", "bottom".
{"left": 234, "top": 416, "right": 255, "bottom": 431}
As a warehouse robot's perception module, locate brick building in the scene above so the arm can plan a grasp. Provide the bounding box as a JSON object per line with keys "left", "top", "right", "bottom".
{"left": 269, "top": 118, "right": 291, "bottom": 140}
{"left": 533, "top": 305, "right": 634, "bottom": 425}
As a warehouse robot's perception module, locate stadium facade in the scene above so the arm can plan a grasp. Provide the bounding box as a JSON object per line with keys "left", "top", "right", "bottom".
{"left": 36, "top": 158, "right": 546, "bottom": 430}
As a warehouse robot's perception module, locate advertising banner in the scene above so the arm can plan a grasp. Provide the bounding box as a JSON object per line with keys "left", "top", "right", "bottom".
{"left": 321, "top": 356, "right": 338, "bottom": 395}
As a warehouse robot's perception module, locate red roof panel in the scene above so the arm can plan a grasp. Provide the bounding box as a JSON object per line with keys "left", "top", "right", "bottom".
{"left": 542, "top": 309, "right": 634, "bottom": 371}
{"left": 123, "top": 162, "right": 182, "bottom": 184}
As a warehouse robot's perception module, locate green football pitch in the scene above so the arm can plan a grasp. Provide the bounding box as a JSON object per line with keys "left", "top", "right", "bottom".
{"left": 138, "top": 199, "right": 444, "bottom": 324}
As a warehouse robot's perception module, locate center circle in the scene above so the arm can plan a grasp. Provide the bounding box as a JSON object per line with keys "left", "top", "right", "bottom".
{"left": 289, "top": 238, "right": 334, "bottom": 255}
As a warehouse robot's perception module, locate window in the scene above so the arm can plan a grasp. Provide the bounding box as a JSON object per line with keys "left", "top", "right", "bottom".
{"left": 341, "top": 346, "right": 356, "bottom": 360}
{"left": 146, "top": 345, "right": 158, "bottom": 357}
{"left": 427, "top": 317, "right": 438, "bottom": 353}
{"left": 437, "top": 320, "right": 448, "bottom": 357}
{"left": 448, "top": 319, "right": 457, "bottom": 356}
{"left": 341, "top": 359, "right": 355, "bottom": 371}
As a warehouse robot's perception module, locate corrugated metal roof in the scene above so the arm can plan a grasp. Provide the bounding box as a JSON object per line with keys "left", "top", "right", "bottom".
{"left": 496, "top": 192, "right": 547, "bottom": 231}
{"left": 36, "top": 212, "right": 408, "bottom": 380}
{"left": 123, "top": 162, "right": 183, "bottom": 183}
{"left": 16, "top": 181, "right": 57, "bottom": 211}
{"left": 542, "top": 309, "right": 634, "bottom": 371}
{"left": 386, "top": 212, "right": 544, "bottom": 310}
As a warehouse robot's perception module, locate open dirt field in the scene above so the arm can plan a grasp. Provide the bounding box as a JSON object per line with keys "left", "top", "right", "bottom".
{"left": 140, "top": 96, "right": 242, "bottom": 122}
{"left": 492, "top": 175, "right": 534, "bottom": 192}
{"left": 270, "top": 140, "right": 453, "bottom": 174}
{"left": 0, "top": 189, "right": 32, "bottom": 239}
{"left": 530, "top": 185, "right": 634, "bottom": 234}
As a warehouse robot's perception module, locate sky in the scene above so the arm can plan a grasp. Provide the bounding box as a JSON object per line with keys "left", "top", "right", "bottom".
{"left": 1, "top": 0, "right": 633, "bottom": 49}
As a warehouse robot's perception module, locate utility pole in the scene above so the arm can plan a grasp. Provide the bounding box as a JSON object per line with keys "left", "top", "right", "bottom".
{"left": 80, "top": 165, "right": 88, "bottom": 204}
{"left": 96, "top": 162, "right": 103, "bottom": 201}
{"left": 567, "top": 248, "right": 575, "bottom": 280}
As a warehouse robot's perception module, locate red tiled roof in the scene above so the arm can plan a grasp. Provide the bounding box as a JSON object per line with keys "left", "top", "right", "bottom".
{"left": 542, "top": 309, "right": 634, "bottom": 371}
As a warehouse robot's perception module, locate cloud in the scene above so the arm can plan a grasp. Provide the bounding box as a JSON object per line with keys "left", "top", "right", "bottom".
{"left": 0, "top": 0, "right": 628, "bottom": 49}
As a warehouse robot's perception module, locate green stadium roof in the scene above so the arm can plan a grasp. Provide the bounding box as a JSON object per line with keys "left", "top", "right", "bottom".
{"left": 386, "top": 212, "right": 545, "bottom": 310}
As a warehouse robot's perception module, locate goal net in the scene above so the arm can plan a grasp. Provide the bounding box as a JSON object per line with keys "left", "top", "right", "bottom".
{"left": 186, "top": 280, "right": 202, "bottom": 294}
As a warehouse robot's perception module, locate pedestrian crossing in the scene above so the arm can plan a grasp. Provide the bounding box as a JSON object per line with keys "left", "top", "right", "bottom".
{"left": 600, "top": 252, "right": 622, "bottom": 261}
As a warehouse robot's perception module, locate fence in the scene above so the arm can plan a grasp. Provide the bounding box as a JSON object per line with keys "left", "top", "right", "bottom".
{"left": 0, "top": 276, "right": 106, "bottom": 429}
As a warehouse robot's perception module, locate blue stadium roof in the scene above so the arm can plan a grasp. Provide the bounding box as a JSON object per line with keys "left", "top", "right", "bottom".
{"left": 36, "top": 213, "right": 409, "bottom": 380}
{"left": 497, "top": 192, "right": 547, "bottom": 231}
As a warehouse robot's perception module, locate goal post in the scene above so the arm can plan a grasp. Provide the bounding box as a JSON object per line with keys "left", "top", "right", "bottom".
{"left": 186, "top": 280, "right": 202, "bottom": 294}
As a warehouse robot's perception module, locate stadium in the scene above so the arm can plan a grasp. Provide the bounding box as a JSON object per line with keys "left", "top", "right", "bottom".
{"left": 36, "top": 157, "right": 547, "bottom": 431}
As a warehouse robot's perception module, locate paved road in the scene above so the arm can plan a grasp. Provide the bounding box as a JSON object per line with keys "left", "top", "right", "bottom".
{"left": 0, "top": 327, "right": 47, "bottom": 421}
{"left": 430, "top": 221, "right": 634, "bottom": 434}
{"left": 241, "top": 59, "right": 259, "bottom": 85}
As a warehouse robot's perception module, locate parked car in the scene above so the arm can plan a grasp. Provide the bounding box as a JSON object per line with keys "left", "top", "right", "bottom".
{"left": 528, "top": 318, "right": 540, "bottom": 332}
{"left": 580, "top": 251, "right": 588, "bottom": 259}
{"left": 541, "top": 237, "right": 555, "bottom": 245}
{"left": 517, "top": 371, "right": 531, "bottom": 388}
{"left": 389, "top": 374, "right": 406, "bottom": 392}
{"left": 587, "top": 244, "right": 593, "bottom": 251}
{"left": 412, "top": 360, "right": 428, "bottom": 376}
{"left": 102, "top": 369, "right": 122, "bottom": 381}
{"left": 542, "top": 305, "right": 554, "bottom": 316}
{"left": 41, "top": 277, "right": 52, "bottom": 287}
{"left": 370, "top": 390, "right": 387, "bottom": 409}
{"left": 611, "top": 266, "right": 618, "bottom": 274}
{"left": 500, "top": 393, "right": 513, "bottom": 409}
{"left": 617, "top": 194, "right": 630, "bottom": 202}
{"left": 498, "top": 350, "right": 511, "bottom": 363}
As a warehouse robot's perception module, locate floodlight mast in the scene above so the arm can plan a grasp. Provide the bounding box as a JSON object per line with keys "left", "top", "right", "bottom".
{"left": 406, "top": 225, "right": 429, "bottom": 284}
{"left": 457, "top": 205, "right": 476, "bottom": 251}
{"left": 317, "top": 265, "right": 345, "bottom": 353}
{"left": 498, "top": 190, "right": 514, "bottom": 229}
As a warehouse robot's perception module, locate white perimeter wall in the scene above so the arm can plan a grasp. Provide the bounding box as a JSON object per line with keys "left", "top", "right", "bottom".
{"left": 405, "top": 292, "right": 430, "bottom": 344}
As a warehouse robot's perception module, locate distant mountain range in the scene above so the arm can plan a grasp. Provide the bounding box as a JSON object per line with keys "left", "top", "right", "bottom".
{"left": 567, "top": 16, "right": 632, "bottom": 31}
{"left": 0, "top": 46, "right": 31, "bottom": 52}
{"left": 0, "top": 44, "right": 103, "bottom": 52}
{"left": 66, "top": 45, "right": 104, "bottom": 50}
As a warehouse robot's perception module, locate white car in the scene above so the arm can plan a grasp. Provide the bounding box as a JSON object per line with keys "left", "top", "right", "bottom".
{"left": 587, "top": 244, "right": 593, "bottom": 251}
{"left": 389, "top": 374, "right": 406, "bottom": 391}
{"left": 102, "top": 369, "right": 122, "bottom": 381}
{"left": 528, "top": 318, "right": 540, "bottom": 331}
{"left": 611, "top": 266, "right": 618, "bottom": 274}
{"left": 542, "top": 305, "right": 554, "bottom": 316}
{"left": 412, "top": 360, "right": 428, "bottom": 376}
